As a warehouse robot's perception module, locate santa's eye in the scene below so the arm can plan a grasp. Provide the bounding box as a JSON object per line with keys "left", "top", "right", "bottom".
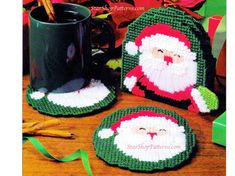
{"left": 173, "top": 54, "right": 184, "bottom": 63}
{"left": 174, "top": 54, "right": 181, "bottom": 58}
{"left": 139, "top": 127, "right": 146, "bottom": 130}
{"left": 159, "top": 129, "right": 166, "bottom": 131}
{"left": 157, "top": 49, "right": 163, "bottom": 53}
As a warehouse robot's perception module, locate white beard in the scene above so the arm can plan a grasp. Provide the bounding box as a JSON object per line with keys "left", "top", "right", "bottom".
{"left": 139, "top": 52, "right": 197, "bottom": 93}
{"left": 113, "top": 116, "right": 186, "bottom": 162}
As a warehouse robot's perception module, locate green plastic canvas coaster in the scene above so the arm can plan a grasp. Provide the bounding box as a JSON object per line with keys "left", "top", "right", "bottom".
{"left": 26, "top": 79, "right": 116, "bottom": 116}
{"left": 93, "top": 106, "right": 196, "bottom": 172}
{"left": 121, "top": 7, "right": 219, "bottom": 113}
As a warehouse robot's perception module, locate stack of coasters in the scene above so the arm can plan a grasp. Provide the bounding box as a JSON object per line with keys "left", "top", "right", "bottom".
{"left": 212, "top": 112, "right": 226, "bottom": 146}
{"left": 26, "top": 79, "right": 116, "bottom": 116}
{"left": 93, "top": 106, "right": 196, "bottom": 172}
{"left": 121, "top": 7, "right": 219, "bottom": 113}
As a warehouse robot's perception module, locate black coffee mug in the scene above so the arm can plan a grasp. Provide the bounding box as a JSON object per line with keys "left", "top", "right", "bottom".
{"left": 29, "top": 3, "right": 115, "bottom": 92}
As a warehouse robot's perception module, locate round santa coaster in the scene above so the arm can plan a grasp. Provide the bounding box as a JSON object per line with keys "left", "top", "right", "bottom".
{"left": 26, "top": 79, "right": 116, "bottom": 116}
{"left": 93, "top": 106, "right": 196, "bottom": 172}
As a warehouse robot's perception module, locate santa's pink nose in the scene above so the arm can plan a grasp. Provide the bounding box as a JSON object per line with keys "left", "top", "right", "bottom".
{"left": 164, "top": 56, "right": 173, "bottom": 65}
{"left": 147, "top": 132, "right": 157, "bottom": 139}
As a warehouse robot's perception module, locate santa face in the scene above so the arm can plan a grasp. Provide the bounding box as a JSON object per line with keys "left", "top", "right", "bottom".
{"left": 139, "top": 49, "right": 197, "bottom": 93}
{"left": 99, "top": 116, "right": 186, "bottom": 162}
{"left": 138, "top": 33, "right": 197, "bottom": 93}
{"left": 124, "top": 24, "right": 198, "bottom": 94}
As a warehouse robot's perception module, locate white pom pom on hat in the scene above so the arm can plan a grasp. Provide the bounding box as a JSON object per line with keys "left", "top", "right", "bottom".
{"left": 98, "top": 128, "right": 114, "bottom": 139}
{"left": 125, "top": 41, "right": 138, "bottom": 56}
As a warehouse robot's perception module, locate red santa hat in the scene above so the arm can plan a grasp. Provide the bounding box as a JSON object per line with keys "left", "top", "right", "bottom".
{"left": 98, "top": 110, "right": 178, "bottom": 139}
{"left": 125, "top": 23, "right": 195, "bottom": 60}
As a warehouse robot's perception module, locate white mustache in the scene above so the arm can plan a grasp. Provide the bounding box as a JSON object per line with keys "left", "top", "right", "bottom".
{"left": 139, "top": 52, "right": 197, "bottom": 93}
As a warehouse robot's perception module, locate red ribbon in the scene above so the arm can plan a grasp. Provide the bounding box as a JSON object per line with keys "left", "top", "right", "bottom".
{"left": 163, "top": 0, "right": 203, "bottom": 20}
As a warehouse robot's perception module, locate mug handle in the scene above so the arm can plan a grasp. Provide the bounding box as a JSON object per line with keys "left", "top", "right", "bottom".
{"left": 90, "top": 18, "right": 115, "bottom": 66}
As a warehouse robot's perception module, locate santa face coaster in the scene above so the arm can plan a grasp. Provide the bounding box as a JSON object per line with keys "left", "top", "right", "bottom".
{"left": 93, "top": 106, "right": 196, "bottom": 172}
{"left": 121, "top": 7, "right": 219, "bottom": 113}
{"left": 26, "top": 79, "right": 116, "bottom": 116}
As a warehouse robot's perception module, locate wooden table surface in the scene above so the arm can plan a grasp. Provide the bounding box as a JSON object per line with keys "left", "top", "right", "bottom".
{"left": 23, "top": 75, "right": 226, "bottom": 176}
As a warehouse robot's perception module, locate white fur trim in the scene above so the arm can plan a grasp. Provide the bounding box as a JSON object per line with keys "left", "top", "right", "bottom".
{"left": 191, "top": 88, "right": 210, "bottom": 113}
{"left": 30, "top": 91, "right": 45, "bottom": 100}
{"left": 51, "top": 78, "right": 85, "bottom": 93}
{"left": 139, "top": 34, "right": 196, "bottom": 60}
{"left": 125, "top": 41, "right": 138, "bottom": 55}
{"left": 123, "top": 76, "right": 137, "bottom": 91}
{"left": 98, "top": 128, "right": 114, "bottom": 139}
{"left": 46, "top": 79, "right": 110, "bottom": 108}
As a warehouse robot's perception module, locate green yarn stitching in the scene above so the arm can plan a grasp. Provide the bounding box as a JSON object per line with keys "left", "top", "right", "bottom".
{"left": 121, "top": 7, "right": 214, "bottom": 89}
{"left": 26, "top": 85, "right": 116, "bottom": 116}
{"left": 120, "top": 7, "right": 217, "bottom": 112}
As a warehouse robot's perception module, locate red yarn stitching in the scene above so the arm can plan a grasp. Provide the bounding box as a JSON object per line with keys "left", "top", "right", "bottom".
{"left": 111, "top": 110, "right": 178, "bottom": 132}
{"left": 126, "top": 65, "right": 193, "bottom": 101}
{"left": 125, "top": 65, "right": 200, "bottom": 112}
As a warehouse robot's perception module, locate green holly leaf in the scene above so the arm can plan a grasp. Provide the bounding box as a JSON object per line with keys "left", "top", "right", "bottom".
{"left": 94, "top": 13, "right": 112, "bottom": 19}
{"left": 106, "top": 58, "right": 122, "bottom": 70}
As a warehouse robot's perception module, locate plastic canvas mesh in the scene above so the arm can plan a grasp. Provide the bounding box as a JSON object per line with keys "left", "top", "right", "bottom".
{"left": 26, "top": 85, "right": 116, "bottom": 116}
{"left": 121, "top": 7, "right": 217, "bottom": 111}
{"left": 93, "top": 106, "right": 196, "bottom": 172}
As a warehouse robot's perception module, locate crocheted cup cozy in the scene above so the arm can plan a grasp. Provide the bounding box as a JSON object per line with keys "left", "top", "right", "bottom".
{"left": 26, "top": 80, "right": 116, "bottom": 116}
{"left": 93, "top": 106, "right": 196, "bottom": 172}
{"left": 121, "top": 7, "right": 219, "bottom": 113}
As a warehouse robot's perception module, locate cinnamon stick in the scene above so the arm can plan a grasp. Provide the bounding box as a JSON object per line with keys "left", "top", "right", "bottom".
{"left": 27, "top": 129, "right": 74, "bottom": 139}
{"left": 23, "top": 119, "right": 61, "bottom": 133}
{"left": 41, "top": 0, "right": 56, "bottom": 22}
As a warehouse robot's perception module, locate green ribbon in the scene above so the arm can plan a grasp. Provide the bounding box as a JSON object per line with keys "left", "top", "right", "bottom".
{"left": 23, "top": 136, "right": 93, "bottom": 176}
